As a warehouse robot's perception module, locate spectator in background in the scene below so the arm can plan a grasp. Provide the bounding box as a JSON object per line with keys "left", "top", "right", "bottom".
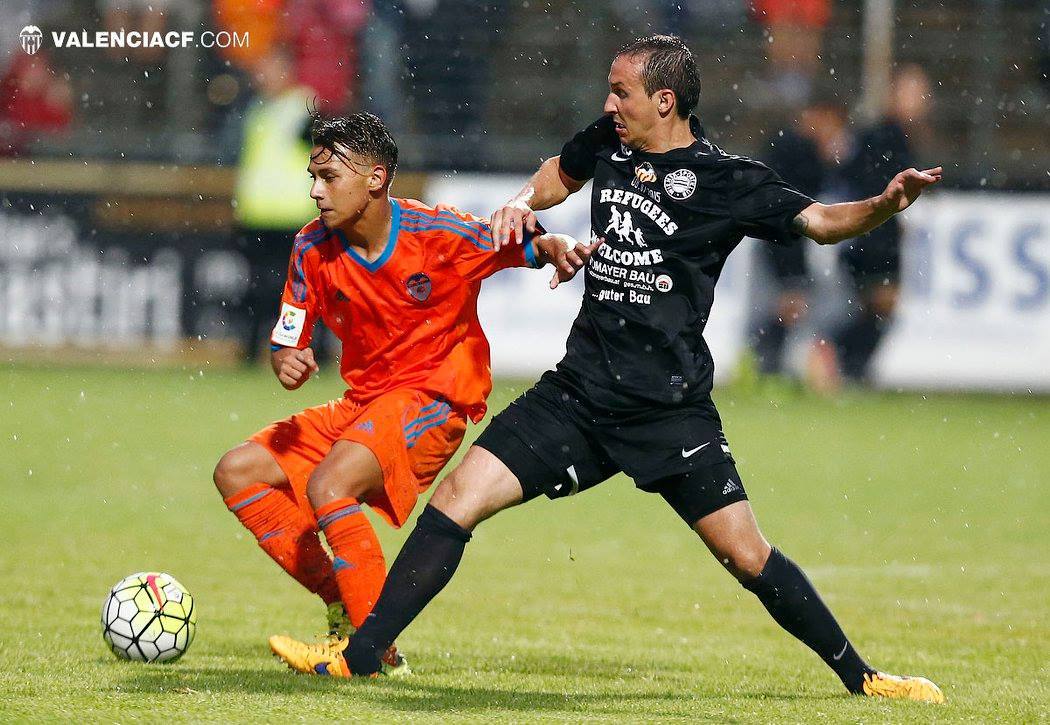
{"left": 102, "top": 0, "right": 171, "bottom": 64}
{"left": 283, "top": 0, "right": 371, "bottom": 113}
{"left": 99, "top": 0, "right": 176, "bottom": 122}
{"left": 830, "top": 65, "right": 930, "bottom": 383}
{"left": 749, "top": 0, "right": 830, "bottom": 105}
{"left": 359, "top": 0, "right": 409, "bottom": 136}
{"left": 751, "top": 112, "right": 822, "bottom": 378}
{"left": 0, "top": 51, "right": 73, "bottom": 156}
{"left": 751, "top": 91, "right": 851, "bottom": 382}
{"left": 232, "top": 48, "right": 319, "bottom": 362}
{"left": 401, "top": 0, "right": 508, "bottom": 168}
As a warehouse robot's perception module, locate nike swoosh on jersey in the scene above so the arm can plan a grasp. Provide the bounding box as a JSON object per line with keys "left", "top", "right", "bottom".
{"left": 681, "top": 442, "right": 711, "bottom": 458}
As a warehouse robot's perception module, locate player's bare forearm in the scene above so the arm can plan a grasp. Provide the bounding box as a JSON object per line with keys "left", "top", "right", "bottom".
{"left": 793, "top": 166, "right": 943, "bottom": 245}
{"left": 492, "top": 156, "right": 586, "bottom": 249}
{"left": 792, "top": 198, "right": 894, "bottom": 245}
{"left": 522, "top": 156, "right": 585, "bottom": 211}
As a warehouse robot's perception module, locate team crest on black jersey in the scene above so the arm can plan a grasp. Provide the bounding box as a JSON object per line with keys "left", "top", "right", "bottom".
{"left": 634, "top": 162, "right": 657, "bottom": 184}
{"left": 406, "top": 272, "right": 432, "bottom": 302}
{"left": 663, "top": 168, "right": 697, "bottom": 200}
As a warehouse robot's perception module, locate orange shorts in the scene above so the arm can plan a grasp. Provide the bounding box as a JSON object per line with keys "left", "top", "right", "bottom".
{"left": 249, "top": 389, "right": 467, "bottom": 528}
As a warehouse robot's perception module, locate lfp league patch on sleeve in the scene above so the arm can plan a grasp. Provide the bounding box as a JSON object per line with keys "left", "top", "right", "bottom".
{"left": 271, "top": 303, "right": 307, "bottom": 346}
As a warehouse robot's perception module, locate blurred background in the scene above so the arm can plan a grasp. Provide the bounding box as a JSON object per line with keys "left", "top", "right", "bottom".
{"left": 1, "top": 0, "right": 1048, "bottom": 391}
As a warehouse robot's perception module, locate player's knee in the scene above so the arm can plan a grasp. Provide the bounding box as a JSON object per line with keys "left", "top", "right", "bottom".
{"left": 718, "top": 542, "right": 771, "bottom": 581}
{"left": 428, "top": 470, "right": 487, "bottom": 530}
{"left": 305, "top": 468, "right": 370, "bottom": 511}
{"left": 213, "top": 447, "right": 255, "bottom": 499}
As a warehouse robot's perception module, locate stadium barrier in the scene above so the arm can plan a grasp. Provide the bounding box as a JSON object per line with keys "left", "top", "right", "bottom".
{"left": 1, "top": 164, "right": 1046, "bottom": 391}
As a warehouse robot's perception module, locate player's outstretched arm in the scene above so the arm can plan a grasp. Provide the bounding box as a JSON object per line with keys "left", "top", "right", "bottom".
{"left": 271, "top": 346, "right": 319, "bottom": 390}
{"left": 794, "top": 166, "right": 943, "bottom": 245}
{"left": 492, "top": 156, "right": 587, "bottom": 250}
{"left": 533, "top": 234, "right": 603, "bottom": 289}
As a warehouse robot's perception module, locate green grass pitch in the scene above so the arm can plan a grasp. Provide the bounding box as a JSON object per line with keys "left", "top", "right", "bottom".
{"left": 1, "top": 364, "right": 1047, "bottom": 722}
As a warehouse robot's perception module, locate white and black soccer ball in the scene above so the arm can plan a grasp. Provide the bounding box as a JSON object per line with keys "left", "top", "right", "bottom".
{"left": 101, "top": 572, "right": 196, "bottom": 663}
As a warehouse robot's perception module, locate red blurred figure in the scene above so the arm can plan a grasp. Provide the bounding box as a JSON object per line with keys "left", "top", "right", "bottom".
{"left": 0, "top": 52, "right": 73, "bottom": 156}
{"left": 282, "top": 0, "right": 371, "bottom": 112}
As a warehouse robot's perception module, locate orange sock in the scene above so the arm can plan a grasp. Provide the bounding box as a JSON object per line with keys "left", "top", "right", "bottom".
{"left": 315, "top": 498, "right": 387, "bottom": 629}
{"left": 225, "top": 483, "right": 341, "bottom": 605}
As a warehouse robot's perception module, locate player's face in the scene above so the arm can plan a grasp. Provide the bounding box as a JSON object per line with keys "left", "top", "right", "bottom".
{"left": 604, "top": 53, "right": 663, "bottom": 151}
{"left": 308, "top": 145, "right": 387, "bottom": 229}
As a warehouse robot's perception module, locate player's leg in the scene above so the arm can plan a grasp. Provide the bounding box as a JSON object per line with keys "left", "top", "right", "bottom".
{"left": 305, "top": 391, "right": 469, "bottom": 638}
{"left": 689, "top": 497, "right": 875, "bottom": 690}
{"left": 213, "top": 441, "right": 340, "bottom": 606}
{"left": 343, "top": 444, "right": 525, "bottom": 675}
{"left": 655, "top": 472, "right": 943, "bottom": 701}
{"left": 270, "top": 443, "right": 524, "bottom": 678}
{"left": 304, "top": 439, "right": 387, "bottom": 632}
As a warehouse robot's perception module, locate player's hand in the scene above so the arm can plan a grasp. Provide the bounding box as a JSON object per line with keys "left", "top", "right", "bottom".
{"left": 491, "top": 198, "right": 538, "bottom": 251}
{"left": 272, "top": 346, "right": 320, "bottom": 390}
{"left": 878, "top": 166, "right": 942, "bottom": 213}
{"left": 535, "top": 234, "right": 603, "bottom": 289}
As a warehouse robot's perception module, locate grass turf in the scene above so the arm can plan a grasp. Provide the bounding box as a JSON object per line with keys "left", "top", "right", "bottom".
{"left": 1, "top": 364, "right": 1046, "bottom": 722}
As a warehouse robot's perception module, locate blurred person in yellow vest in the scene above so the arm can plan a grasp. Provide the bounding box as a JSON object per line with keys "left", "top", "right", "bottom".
{"left": 233, "top": 48, "right": 320, "bottom": 363}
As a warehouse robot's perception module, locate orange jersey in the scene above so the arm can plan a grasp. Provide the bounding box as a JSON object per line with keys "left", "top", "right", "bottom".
{"left": 270, "top": 197, "right": 541, "bottom": 422}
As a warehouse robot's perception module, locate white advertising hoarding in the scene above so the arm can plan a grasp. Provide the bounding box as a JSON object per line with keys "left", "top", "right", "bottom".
{"left": 874, "top": 193, "right": 1050, "bottom": 391}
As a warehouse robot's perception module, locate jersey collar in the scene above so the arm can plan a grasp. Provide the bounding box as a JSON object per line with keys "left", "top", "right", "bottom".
{"left": 689, "top": 114, "right": 706, "bottom": 139}
{"left": 335, "top": 198, "right": 401, "bottom": 273}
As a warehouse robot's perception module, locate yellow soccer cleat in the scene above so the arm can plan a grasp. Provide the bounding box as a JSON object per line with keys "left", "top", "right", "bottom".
{"left": 269, "top": 634, "right": 351, "bottom": 677}
{"left": 861, "top": 671, "right": 946, "bottom": 703}
{"left": 269, "top": 633, "right": 411, "bottom": 678}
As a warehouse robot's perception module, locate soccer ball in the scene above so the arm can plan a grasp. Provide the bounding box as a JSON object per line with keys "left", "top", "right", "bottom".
{"left": 101, "top": 572, "right": 196, "bottom": 663}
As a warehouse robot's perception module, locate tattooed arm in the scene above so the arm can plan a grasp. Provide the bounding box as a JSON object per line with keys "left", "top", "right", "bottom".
{"left": 793, "top": 166, "right": 943, "bottom": 244}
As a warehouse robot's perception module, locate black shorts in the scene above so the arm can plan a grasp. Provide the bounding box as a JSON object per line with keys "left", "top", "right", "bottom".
{"left": 474, "top": 371, "right": 748, "bottom": 524}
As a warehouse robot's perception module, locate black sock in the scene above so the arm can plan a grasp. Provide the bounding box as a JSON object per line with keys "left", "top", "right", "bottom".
{"left": 743, "top": 548, "right": 874, "bottom": 693}
{"left": 345, "top": 504, "right": 471, "bottom": 675}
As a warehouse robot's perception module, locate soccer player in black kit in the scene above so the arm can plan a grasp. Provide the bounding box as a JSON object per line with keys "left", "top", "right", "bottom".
{"left": 275, "top": 35, "right": 946, "bottom": 702}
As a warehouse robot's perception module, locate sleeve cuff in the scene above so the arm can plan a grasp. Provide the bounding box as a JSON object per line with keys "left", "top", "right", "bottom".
{"left": 270, "top": 343, "right": 286, "bottom": 352}
{"left": 523, "top": 238, "right": 540, "bottom": 268}
{"left": 522, "top": 221, "right": 546, "bottom": 269}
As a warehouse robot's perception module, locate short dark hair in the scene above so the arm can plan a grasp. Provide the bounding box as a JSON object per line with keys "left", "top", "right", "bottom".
{"left": 616, "top": 35, "right": 701, "bottom": 119}
{"left": 309, "top": 111, "right": 399, "bottom": 182}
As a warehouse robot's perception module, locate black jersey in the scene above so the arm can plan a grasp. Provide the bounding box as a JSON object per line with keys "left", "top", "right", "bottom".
{"left": 554, "top": 114, "right": 815, "bottom": 410}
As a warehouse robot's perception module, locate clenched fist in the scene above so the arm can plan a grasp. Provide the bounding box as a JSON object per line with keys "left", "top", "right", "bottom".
{"left": 272, "top": 346, "right": 320, "bottom": 390}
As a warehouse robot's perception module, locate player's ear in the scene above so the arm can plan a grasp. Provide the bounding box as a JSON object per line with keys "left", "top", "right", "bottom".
{"left": 656, "top": 89, "right": 675, "bottom": 117}
{"left": 368, "top": 164, "right": 387, "bottom": 192}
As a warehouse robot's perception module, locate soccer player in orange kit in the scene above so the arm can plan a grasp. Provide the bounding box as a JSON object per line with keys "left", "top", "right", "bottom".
{"left": 212, "top": 112, "right": 597, "bottom": 674}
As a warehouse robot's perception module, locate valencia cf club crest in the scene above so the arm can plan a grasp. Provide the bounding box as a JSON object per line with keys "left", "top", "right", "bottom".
{"left": 634, "top": 162, "right": 657, "bottom": 184}
{"left": 20, "top": 26, "right": 43, "bottom": 55}
{"left": 406, "top": 272, "right": 432, "bottom": 302}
